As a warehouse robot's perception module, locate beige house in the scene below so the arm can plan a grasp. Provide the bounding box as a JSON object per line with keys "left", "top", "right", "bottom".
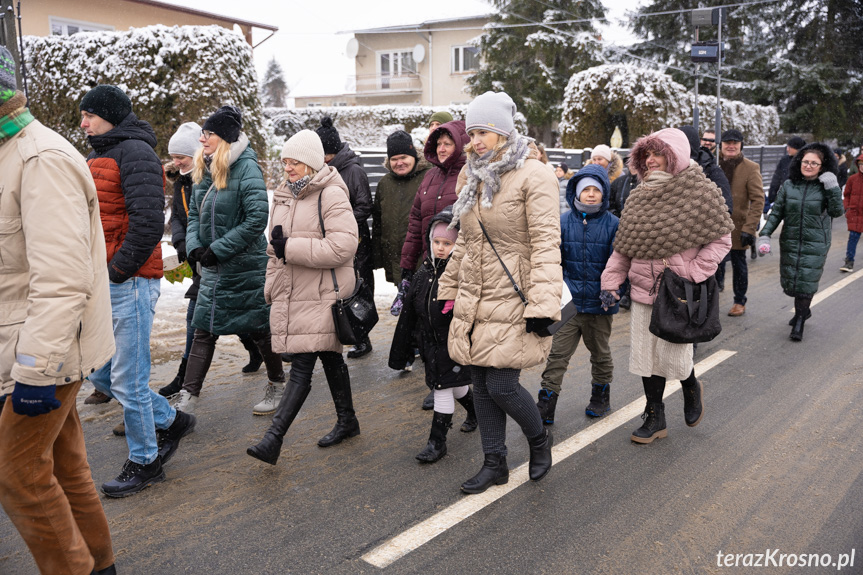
{"left": 23, "top": 0, "right": 277, "bottom": 46}
{"left": 295, "top": 15, "right": 489, "bottom": 108}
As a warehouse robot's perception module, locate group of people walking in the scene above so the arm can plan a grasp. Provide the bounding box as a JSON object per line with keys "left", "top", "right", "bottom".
{"left": 0, "top": 38, "right": 857, "bottom": 574}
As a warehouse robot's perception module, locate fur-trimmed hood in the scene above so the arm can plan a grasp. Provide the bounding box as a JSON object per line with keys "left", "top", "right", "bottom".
{"left": 423, "top": 120, "right": 468, "bottom": 171}
{"left": 627, "top": 128, "right": 691, "bottom": 180}
{"left": 608, "top": 151, "right": 624, "bottom": 182}
{"left": 789, "top": 142, "right": 838, "bottom": 184}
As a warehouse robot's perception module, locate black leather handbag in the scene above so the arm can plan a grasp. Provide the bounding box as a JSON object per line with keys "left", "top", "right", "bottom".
{"left": 318, "top": 192, "right": 379, "bottom": 346}
{"left": 648, "top": 261, "right": 721, "bottom": 344}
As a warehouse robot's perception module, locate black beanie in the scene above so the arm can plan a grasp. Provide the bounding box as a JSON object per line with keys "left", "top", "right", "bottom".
{"left": 787, "top": 136, "right": 806, "bottom": 149}
{"left": 316, "top": 116, "right": 342, "bottom": 155}
{"left": 386, "top": 130, "right": 416, "bottom": 159}
{"left": 79, "top": 85, "right": 132, "bottom": 126}
{"left": 203, "top": 105, "right": 243, "bottom": 143}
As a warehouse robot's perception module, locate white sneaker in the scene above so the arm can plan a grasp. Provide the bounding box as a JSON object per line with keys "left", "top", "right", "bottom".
{"left": 174, "top": 390, "right": 199, "bottom": 415}
{"left": 253, "top": 381, "right": 285, "bottom": 415}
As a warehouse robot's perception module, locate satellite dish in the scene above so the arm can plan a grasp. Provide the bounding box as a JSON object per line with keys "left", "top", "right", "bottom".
{"left": 412, "top": 43, "right": 426, "bottom": 63}
{"left": 345, "top": 38, "right": 359, "bottom": 59}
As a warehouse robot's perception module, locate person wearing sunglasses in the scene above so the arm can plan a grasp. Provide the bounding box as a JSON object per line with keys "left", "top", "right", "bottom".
{"left": 759, "top": 143, "right": 845, "bottom": 341}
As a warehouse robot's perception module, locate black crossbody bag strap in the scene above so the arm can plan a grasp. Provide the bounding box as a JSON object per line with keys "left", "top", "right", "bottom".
{"left": 317, "top": 191, "right": 341, "bottom": 300}
{"left": 477, "top": 217, "right": 528, "bottom": 307}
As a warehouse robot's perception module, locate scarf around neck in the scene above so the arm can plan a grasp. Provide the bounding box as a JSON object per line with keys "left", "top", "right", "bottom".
{"left": 449, "top": 131, "right": 532, "bottom": 228}
{"left": 0, "top": 92, "right": 34, "bottom": 142}
{"left": 613, "top": 161, "right": 734, "bottom": 260}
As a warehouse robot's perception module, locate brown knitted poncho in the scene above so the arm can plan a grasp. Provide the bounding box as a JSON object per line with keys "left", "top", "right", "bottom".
{"left": 613, "top": 160, "right": 735, "bottom": 260}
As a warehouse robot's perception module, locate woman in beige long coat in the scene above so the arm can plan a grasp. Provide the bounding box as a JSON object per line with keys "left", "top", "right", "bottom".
{"left": 247, "top": 130, "right": 359, "bottom": 465}
{"left": 438, "top": 92, "right": 562, "bottom": 494}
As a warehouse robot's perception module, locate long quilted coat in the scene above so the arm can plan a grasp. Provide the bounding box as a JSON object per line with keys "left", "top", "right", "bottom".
{"left": 187, "top": 135, "right": 270, "bottom": 334}
{"left": 760, "top": 143, "right": 845, "bottom": 296}
{"left": 437, "top": 144, "right": 562, "bottom": 370}
{"left": 843, "top": 158, "right": 863, "bottom": 233}
{"left": 265, "top": 166, "right": 358, "bottom": 354}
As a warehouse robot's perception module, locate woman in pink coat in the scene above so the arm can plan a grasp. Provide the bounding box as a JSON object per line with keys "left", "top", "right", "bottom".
{"left": 601, "top": 128, "right": 733, "bottom": 444}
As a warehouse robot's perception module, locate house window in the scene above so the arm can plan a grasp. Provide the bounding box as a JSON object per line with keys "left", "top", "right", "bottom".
{"left": 377, "top": 50, "right": 417, "bottom": 89}
{"left": 50, "top": 17, "right": 113, "bottom": 36}
{"left": 306, "top": 103, "right": 322, "bottom": 108}
{"left": 452, "top": 46, "right": 479, "bottom": 73}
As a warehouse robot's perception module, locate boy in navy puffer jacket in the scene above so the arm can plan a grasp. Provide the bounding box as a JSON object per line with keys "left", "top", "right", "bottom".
{"left": 536, "top": 164, "right": 622, "bottom": 424}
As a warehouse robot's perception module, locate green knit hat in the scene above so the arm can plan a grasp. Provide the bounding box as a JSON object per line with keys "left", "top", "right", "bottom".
{"left": 428, "top": 111, "right": 453, "bottom": 127}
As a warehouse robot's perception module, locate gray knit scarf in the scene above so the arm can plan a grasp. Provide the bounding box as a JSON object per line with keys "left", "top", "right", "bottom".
{"left": 449, "top": 131, "right": 532, "bottom": 228}
{"left": 286, "top": 175, "right": 311, "bottom": 197}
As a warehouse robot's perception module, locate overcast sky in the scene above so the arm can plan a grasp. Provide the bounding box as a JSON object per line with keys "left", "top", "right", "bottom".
{"left": 159, "top": 0, "right": 642, "bottom": 101}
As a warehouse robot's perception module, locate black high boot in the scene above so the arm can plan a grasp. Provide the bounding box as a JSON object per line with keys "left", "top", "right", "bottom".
{"left": 789, "top": 315, "right": 806, "bottom": 341}
{"left": 318, "top": 362, "right": 360, "bottom": 447}
{"left": 416, "top": 412, "right": 453, "bottom": 463}
{"left": 158, "top": 356, "right": 188, "bottom": 397}
{"left": 239, "top": 334, "right": 263, "bottom": 374}
{"left": 247, "top": 381, "right": 312, "bottom": 465}
{"left": 632, "top": 376, "right": 667, "bottom": 444}
{"left": 456, "top": 389, "right": 478, "bottom": 433}
{"left": 461, "top": 454, "right": 509, "bottom": 494}
{"left": 536, "top": 388, "right": 558, "bottom": 425}
{"left": 585, "top": 382, "right": 611, "bottom": 417}
{"left": 681, "top": 370, "right": 704, "bottom": 427}
{"left": 527, "top": 429, "right": 554, "bottom": 481}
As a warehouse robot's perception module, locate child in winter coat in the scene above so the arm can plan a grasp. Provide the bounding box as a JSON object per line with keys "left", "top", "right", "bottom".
{"left": 537, "top": 163, "right": 621, "bottom": 424}
{"left": 389, "top": 208, "right": 477, "bottom": 463}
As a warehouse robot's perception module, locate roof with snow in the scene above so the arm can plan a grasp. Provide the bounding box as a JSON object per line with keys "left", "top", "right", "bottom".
{"left": 126, "top": 0, "right": 278, "bottom": 32}
{"left": 346, "top": 15, "right": 490, "bottom": 34}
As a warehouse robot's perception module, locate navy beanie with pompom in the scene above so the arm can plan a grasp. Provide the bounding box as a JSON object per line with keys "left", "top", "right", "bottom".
{"left": 315, "top": 116, "right": 342, "bottom": 155}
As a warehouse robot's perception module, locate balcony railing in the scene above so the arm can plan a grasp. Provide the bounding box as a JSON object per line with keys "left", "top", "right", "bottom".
{"left": 346, "top": 74, "right": 422, "bottom": 94}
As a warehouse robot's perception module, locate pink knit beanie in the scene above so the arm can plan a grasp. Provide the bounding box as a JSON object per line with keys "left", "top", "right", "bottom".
{"left": 432, "top": 222, "right": 458, "bottom": 244}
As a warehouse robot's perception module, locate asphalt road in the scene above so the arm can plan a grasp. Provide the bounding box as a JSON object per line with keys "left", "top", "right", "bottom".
{"left": 2, "top": 224, "right": 862, "bottom": 575}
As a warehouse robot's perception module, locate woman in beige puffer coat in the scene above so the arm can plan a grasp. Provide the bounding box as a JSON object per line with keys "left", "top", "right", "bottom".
{"left": 247, "top": 130, "right": 359, "bottom": 466}
{"left": 437, "top": 91, "right": 561, "bottom": 495}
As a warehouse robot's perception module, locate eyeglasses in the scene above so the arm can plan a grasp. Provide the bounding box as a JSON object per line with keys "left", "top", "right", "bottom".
{"left": 701, "top": 138, "right": 715, "bottom": 143}
{"left": 801, "top": 161, "right": 821, "bottom": 167}
{"left": 201, "top": 130, "right": 214, "bottom": 139}
{"left": 282, "top": 159, "right": 303, "bottom": 168}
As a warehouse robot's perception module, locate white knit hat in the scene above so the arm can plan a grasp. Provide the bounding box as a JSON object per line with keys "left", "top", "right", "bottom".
{"left": 281, "top": 129, "right": 325, "bottom": 171}
{"left": 465, "top": 91, "right": 516, "bottom": 137}
{"left": 168, "top": 122, "right": 202, "bottom": 157}
{"left": 591, "top": 145, "right": 612, "bottom": 162}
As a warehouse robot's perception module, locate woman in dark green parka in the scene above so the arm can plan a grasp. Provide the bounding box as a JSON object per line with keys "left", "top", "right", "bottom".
{"left": 760, "top": 142, "right": 844, "bottom": 341}
{"left": 180, "top": 106, "right": 285, "bottom": 415}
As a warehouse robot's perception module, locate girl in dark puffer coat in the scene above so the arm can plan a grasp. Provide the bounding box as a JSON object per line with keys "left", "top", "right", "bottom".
{"left": 389, "top": 208, "right": 477, "bottom": 463}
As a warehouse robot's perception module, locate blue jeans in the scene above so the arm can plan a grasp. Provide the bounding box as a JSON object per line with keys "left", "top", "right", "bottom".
{"left": 847, "top": 231, "right": 861, "bottom": 262}
{"left": 89, "top": 277, "right": 176, "bottom": 465}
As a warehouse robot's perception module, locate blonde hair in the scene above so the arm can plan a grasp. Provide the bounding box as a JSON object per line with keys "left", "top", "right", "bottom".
{"left": 193, "top": 138, "right": 232, "bottom": 189}
{"left": 464, "top": 134, "right": 509, "bottom": 157}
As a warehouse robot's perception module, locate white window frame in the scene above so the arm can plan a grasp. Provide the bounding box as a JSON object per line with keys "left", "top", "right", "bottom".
{"left": 452, "top": 45, "right": 479, "bottom": 74}
{"left": 50, "top": 17, "right": 114, "bottom": 36}
{"left": 376, "top": 49, "right": 417, "bottom": 89}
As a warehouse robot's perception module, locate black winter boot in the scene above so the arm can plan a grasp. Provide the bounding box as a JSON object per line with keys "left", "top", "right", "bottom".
{"left": 239, "top": 334, "right": 264, "bottom": 374}
{"left": 157, "top": 410, "right": 197, "bottom": 465}
{"left": 527, "top": 429, "right": 553, "bottom": 481}
{"left": 91, "top": 564, "right": 117, "bottom": 575}
{"left": 456, "top": 389, "right": 478, "bottom": 432}
{"left": 461, "top": 454, "right": 509, "bottom": 494}
{"left": 158, "top": 356, "right": 188, "bottom": 397}
{"left": 416, "top": 412, "right": 452, "bottom": 463}
{"left": 318, "top": 362, "right": 360, "bottom": 447}
{"left": 681, "top": 372, "right": 704, "bottom": 427}
{"left": 789, "top": 315, "right": 806, "bottom": 341}
{"left": 247, "top": 381, "right": 312, "bottom": 465}
{"left": 536, "top": 388, "right": 558, "bottom": 425}
{"left": 788, "top": 310, "right": 812, "bottom": 326}
{"left": 585, "top": 382, "right": 611, "bottom": 417}
{"left": 631, "top": 402, "right": 667, "bottom": 444}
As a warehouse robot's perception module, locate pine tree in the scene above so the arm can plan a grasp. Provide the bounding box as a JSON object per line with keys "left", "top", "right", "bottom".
{"left": 466, "top": 0, "right": 605, "bottom": 143}
{"left": 260, "top": 56, "right": 288, "bottom": 108}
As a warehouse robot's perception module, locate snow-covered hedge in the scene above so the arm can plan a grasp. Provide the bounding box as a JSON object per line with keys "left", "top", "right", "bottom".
{"left": 23, "top": 25, "right": 267, "bottom": 158}
{"left": 266, "top": 105, "right": 528, "bottom": 148}
{"left": 559, "top": 64, "right": 779, "bottom": 148}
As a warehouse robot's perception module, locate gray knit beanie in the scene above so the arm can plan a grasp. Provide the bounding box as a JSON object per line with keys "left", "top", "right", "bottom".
{"left": 168, "top": 122, "right": 202, "bottom": 157}
{"left": 281, "top": 129, "right": 325, "bottom": 171}
{"left": 465, "top": 91, "right": 516, "bottom": 137}
{"left": 0, "top": 46, "right": 16, "bottom": 103}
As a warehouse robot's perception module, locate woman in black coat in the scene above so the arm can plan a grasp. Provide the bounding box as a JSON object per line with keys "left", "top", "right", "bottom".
{"left": 389, "top": 208, "right": 476, "bottom": 463}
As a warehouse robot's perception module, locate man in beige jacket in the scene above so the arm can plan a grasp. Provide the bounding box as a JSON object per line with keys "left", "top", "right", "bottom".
{"left": 0, "top": 47, "right": 117, "bottom": 575}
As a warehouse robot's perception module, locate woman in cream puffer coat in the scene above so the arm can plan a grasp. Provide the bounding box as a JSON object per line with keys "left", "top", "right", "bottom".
{"left": 438, "top": 91, "right": 561, "bottom": 495}
{"left": 247, "top": 130, "right": 359, "bottom": 467}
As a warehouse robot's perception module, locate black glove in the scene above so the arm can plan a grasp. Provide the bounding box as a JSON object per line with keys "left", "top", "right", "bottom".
{"left": 525, "top": 317, "right": 554, "bottom": 335}
{"left": 107, "top": 265, "right": 128, "bottom": 284}
{"left": 175, "top": 241, "right": 187, "bottom": 263}
{"left": 270, "top": 225, "right": 287, "bottom": 261}
{"left": 400, "top": 267, "right": 415, "bottom": 282}
{"left": 199, "top": 247, "right": 219, "bottom": 267}
{"left": 739, "top": 232, "right": 755, "bottom": 248}
{"left": 187, "top": 247, "right": 204, "bottom": 268}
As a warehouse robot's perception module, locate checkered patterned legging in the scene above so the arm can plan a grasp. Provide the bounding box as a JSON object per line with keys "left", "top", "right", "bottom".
{"left": 470, "top": 366, "right": 545, "bottom": 457}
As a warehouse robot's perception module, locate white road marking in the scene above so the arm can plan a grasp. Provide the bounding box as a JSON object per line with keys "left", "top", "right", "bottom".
{"left": 787, "top": 268, "right": 863, "bottom": 312}
{"left": 361, "top": 350, "right": 737, "bottom": 569}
